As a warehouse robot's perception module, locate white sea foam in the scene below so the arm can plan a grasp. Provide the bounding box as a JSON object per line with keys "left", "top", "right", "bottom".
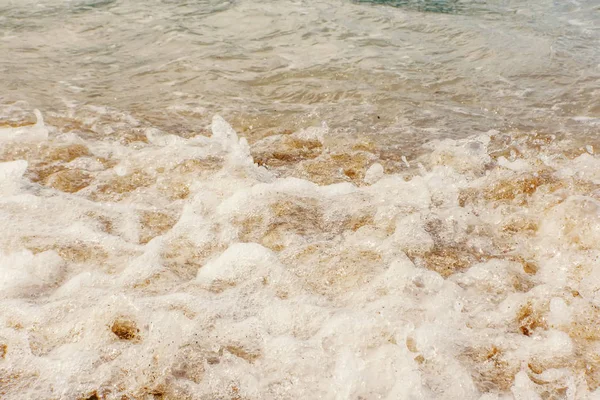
{"left": 1, "top": 110, "right": 600, "bottom": 399}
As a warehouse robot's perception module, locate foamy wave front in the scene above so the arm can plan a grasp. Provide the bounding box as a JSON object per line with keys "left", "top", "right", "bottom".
{"left": 1, "top": 108, "right": 600, "bottom": 399}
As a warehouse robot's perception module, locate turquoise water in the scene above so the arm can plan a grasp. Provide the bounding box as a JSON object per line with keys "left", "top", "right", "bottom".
{"left": 355, "top": 0, "right": 467, "bottom": 14}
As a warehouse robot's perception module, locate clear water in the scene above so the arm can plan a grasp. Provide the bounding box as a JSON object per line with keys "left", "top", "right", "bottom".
{"left": 1, "top": 1, "right": 600, "bottom": 399}
{"left": 2, "top": 0, "right": 599, "bottom": 143}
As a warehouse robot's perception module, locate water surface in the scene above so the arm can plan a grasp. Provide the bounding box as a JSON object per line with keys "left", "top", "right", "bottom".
{"left": 2, "top": 1, "right": 600, "bottom": 399}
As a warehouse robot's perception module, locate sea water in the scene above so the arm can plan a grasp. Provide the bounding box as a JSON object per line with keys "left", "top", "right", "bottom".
{"left": 1, "top": 0, "right": 600, "bottom": 399}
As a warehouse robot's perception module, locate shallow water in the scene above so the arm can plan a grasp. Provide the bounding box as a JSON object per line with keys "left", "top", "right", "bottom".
{"left": 1, "top": 0, "right": 600, "bottom": 399}
{"left": 2, "top": 0, "right": 600, "bottom": 143}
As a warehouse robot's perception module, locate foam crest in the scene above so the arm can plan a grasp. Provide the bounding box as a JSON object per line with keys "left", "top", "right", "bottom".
{"left": 0, "top": 109, "right": 48, "bottom": 143}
